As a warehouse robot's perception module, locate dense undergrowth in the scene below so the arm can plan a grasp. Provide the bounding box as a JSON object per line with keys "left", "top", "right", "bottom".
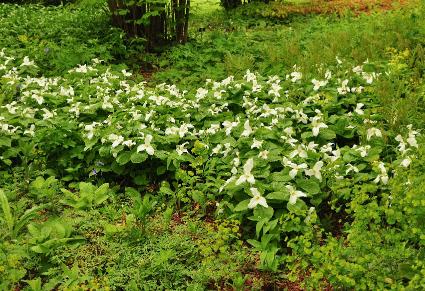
{"left": 1, "top": 1, "right": 425, "bottom": 290}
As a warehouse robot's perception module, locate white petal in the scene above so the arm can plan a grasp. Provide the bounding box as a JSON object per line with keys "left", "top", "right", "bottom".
{"left": 244, "top": 158, "right": 254, "bottom": 174}
{"left": 235, "top": 176, "right": 246, "bottom": 186}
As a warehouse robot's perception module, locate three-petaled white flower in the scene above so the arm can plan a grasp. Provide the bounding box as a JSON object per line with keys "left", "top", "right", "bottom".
{"left": 290, "top": 71, "right": 302, "bottom": 82}
{"left": 286, "top": 185, "right": 307, "bottom": 205}
{"left": 310, "top": 116, "right": 328, "bottom": 136}
{"left": 20, "top": 56, "right": 36, "bottom": 67}
{"left": 312, "top": 79, "right": 328, "bottom": 91}
{"left": 248, "top": 188, "right": 268, "bottom": 209}
{"left": 289, "top": 144, "right": 308, "bottom": 159}
{"left": 222, "top": 119, "right": 240, "bottom": 136}
{"left": 367, "top": 128, "right": 382, "bottom": 140}
{"left": 258, "top": 150, "right": 269, "bottom": 160}
{"left": 137, "top": 134, "right": 155, "bottom": 155}
{"left": 407, "top": 124, "right": 419, "bottom": 148}
{"left": 122, "top": 140, "right": 136, "bottom": 148}
{"left": 236, "top": 158, "right": 255, "bottom": 185}
{"left": 373, "top": 162, "right": 388, "bottom": 185}
{"left": 241, "top": 120, "right": 253, "bottom": 137}
{"left": 109, "top": 134, "right": 124, "bottom": 148}
{"left": 288, "top": 162, "right": 308, "bottom": 179}
{"left": 251, "top": 138, "right": 263, "bottom": 149}
{"left": 305, "top": 161, "right": 324, "bottom": 181}
{"left": 401, "top": 157, "right": 411, "bottom": 168}
{"left": 354, "top": 103, "right": 364, "bottom": 115}
{"left": 176, "top": 142, "right": 189, "bottom": 156}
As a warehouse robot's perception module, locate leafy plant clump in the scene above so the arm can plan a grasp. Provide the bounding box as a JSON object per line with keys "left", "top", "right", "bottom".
{"left": 1, "top": 1, "right": 425, "bottom": 289}
{"left": 1, "top": 43, "right": 425, "bottom": 288}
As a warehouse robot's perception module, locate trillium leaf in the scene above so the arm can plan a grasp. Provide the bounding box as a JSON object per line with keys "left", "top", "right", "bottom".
{"left": 296, "top": 178, "right": 320, "bottom": 195}
{"left": 130, "top": 152, "right": 147, "bottom": 163}
{"left": 251, "top": 206, "right": 274, "bottom": 221}
{"left": 116, "top": 151, "right": 131, "bottom": 165}
{"left": 287, "top": 199, "right": 307, "bottom": 214}
{"left": 133, "top": 174, "right": 148, "bottom": 186}
{"left": 319, "top": 128, "right": 336, "bottom": 140}
{"left": 266, "top": 191, "right": 288, "bottom": 201}
{"left": 270, "top": 171, "right": 291, "bottom": 182}
{"left": 234, "top": 199, "right": 250, "bottom": 212}
{"left": 0, "top": 136, "right": 11, "bottom": 147}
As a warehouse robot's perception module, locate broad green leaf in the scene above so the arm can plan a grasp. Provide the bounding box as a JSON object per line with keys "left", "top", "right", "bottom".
{"left": 296, "top": 178, "right": 320, "bottom": 195}
{"left": 266, "top": 191, "right": 289, "bottom": 201}
{"left": 319, "top": 128, "right": 336, "bottom": 140}
{"left": 234, "top": 199, "right": 250, "bottom": 212}
{"left": 116, "top": 151, "right": 131, "bottom": 165}
{"left": 130, "top": 152, "right": 147, "bottom": 163}
{"left": 0, "top": 136, "right": 11, "bottom": 147}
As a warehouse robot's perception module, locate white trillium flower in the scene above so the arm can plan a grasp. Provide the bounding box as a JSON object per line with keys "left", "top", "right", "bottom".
{"left": 329, "top": 149, "right": 341, "bottom": 162}
{"left": 395, "top": 135, "right": 407, "bottom": 154}
{"left": 311, "top": 79, "right": 328, "bottom": 91}
{"left": 24, "top": 124, "right": 36, "bottom": 136}
{"left": 176, "top": 142, "right": 189, "bottom": 156}
{"left": 41, "top": 108, "right": 55, "bottom": 120}
{"left": 337, "top": 79, "right": 350, "bottom": 95}
{"left": 258, "top": 150, "right": 269, "bottom": 160}
{"left": 310, "top": 116, "right": 328, "bottom": 136}
{"left": 248, "top": 188, "right": 268, "bottom": 209}
{"left": 288, "top": 162, "right": 308, "bottom": 179}
{"left": 286, "top": 185, "right": 307, "bottom": 205}
{"left": 352, "top": 145, "right": 371, "bottom": 157}
{"left": 251, "top": 138, "right": 263, "bottom": 149}
{"left": 109, "top": 134, "right": 124, "bottom": 148}
{"left": 137, "top": 134, "right": 155, "bottom": 155}
{"left": 367, "top": 128, "right": 382, "bottom": 140}
{"left": 407, "top": 131, "right": 418, "bottom": 148}
{"left": 212, "top": 144, "right": 222, "bottom": 155}
{"left": 289, "top": 144, "right": 308, "bottom": 159}
{"left": 325, "top": 70, "right": 332, "bottom": 80}
{"left": 290, "top": 71, "right": 302, "bottom": 83}
{"left": 283, "top": 127, "right": 295, "bottom": 136}
{"left": 352, "top": 65, "right": 363, "bottom": 74}
{"left": 206, "top": 124, "right": 220, "bottom": 135}
{"left": 373, "top": 162, "right": 389, "bottom": 185}
{"left": 122, "top": 140, "right": 136, "bottom": 148}
{"left": 345, "top": 164, "right": 359, "bottom": 175}
{"left": 401, "top": 157, "right": 412, "bottom": 168}
{"left": 354, "top": 103, "right": 365, "bottom": 115}
{"left": 307, "top": 141, "right": 318, "bottom": 151}
{"left": 305, "top": 161, "right": 324, "bottom": 181}
{"left": 321, "top": 143, "right": 334, "bottom": 153}
{"left": 236, "top": 158, "right": 255, "bottom": 185}
{"left": 222, "top": 119, "right": 239, "bottom": 136}
{"left": 241, "top": 120, "right": 253, "bottom": 137}
{"left": 20, "top": 56, "right": 36, "bottom": 67}
{"left": 32, "top": 94, "right": 44, "bottom": 105}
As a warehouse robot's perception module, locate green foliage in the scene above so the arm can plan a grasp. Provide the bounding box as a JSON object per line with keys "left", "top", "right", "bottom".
{"left": 0, "top": 4, "right": 125, "bottom": 77}
{"left": 1, "top": 0, "right": 425, "bottom": 289}
{"left": 60, "top": 182, "right": 111, "bottom": 210}
{"left": 0, "top": 189, "right": 47, "bottom": 239}
{"left": 28, "top": 219, "right": 84, "bottom": 254}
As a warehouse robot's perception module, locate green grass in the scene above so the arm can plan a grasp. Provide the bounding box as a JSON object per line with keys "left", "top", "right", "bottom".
{"left": 151, "top": 3, "right": 425, "bottom": 87}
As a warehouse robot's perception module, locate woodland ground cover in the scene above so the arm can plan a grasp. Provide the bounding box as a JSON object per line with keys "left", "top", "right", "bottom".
{"left": 1, "top": 0, "right": 425, "bottom": 290}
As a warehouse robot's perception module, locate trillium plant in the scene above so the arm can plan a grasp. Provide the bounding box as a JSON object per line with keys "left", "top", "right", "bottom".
{"left": 0, "top": 50, "right": 420, "bottom": 269}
